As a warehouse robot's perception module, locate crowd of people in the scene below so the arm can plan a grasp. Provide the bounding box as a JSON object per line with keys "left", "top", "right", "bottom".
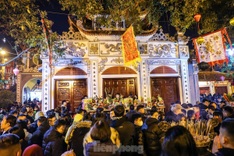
{"left": 0, "top": 93, "right": 234, "bottom": 156}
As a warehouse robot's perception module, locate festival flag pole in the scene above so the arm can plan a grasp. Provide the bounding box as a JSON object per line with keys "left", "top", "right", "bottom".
{"left": 40, "top": 14, "right": 52, "bottom": 68}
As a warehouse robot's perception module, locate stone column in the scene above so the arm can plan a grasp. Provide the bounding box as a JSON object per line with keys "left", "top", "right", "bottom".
{"left": 140, "top": 60, "right": 149, "bottom": 103}
{"left": 16, "top": 73, "right": 21, "bottom": 103}
{"left": 180, "top": 59, "right": 191, "bottom": 103}
{"left": 41, "top": 58, "right": 51, "bottom": 113}
{"left": 192, "top": 59, "right": 200, "bottom": 103}
{"left": 90, "top": 60, "right": 98, "bottom": 97}
{"left": 178, "top": 32, "right": 191, "bottom": 103}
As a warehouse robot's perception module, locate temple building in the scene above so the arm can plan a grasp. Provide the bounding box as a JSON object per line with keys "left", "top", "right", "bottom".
{"left": 16, "top": 17, "right": 203, "bottom": 113}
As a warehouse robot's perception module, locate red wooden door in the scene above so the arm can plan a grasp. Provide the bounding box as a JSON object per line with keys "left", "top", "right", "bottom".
{"left": 151, "top": 77, "right": 180, "bottom": 113}
{"left": 103, "top": 78, "right": 136, "bottom": 98}
{"left": 55, "top": 79, "right": 87, "bottom": 112}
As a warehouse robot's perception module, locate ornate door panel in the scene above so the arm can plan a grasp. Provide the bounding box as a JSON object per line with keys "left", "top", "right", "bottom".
{"left": 73, "top": 80, "right": 87, "bottom": 110}
{"left": 215, "top": 86, "right": 227, "bottom": 95}
{"left": 55, "top": 79, "right": 87, "bottom": 112}
{"left": 151, "top": 77, "right": 180, "bottom": 113}
{"left": 103, "top": 78, "right": 136, "bottom": 98}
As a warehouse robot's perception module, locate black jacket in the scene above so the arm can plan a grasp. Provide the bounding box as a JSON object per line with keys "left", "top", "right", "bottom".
{"left": 28, "top": 120, "right": 50, "bottom": 147}
{"left": 70, "top": 121, "right": 92, "bottom": 156}
{"left": 111, "top": 116, "right": 135, "bottom": 146}
{"left": 42, "top": 127, "right": 67, "bottom": 156}
{"left": 143, "top": 117, "right": 163, "bottom": 156}
{"left": 111, "top": 116, "right": 135, "bottom": 156}
{"left": 215, "top": 148, "right": 234, "bottom": 156}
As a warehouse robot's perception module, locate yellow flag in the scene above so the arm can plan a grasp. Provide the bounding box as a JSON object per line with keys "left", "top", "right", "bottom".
{"left": 121, "top": 25, "right": 141, "bottom": 66}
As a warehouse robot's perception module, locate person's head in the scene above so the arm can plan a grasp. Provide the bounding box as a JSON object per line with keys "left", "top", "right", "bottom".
{"left": 73, "top": 113, "right": 84, "bottom": 123}
{"left": 22, "top": 144, "right": 43, "bottom": 156}
{"left": 37, "top": 116, "right": 47, "bottom": 127}
{"left": 0, "top": 134, "right": 21, "bottom": 156}
{"left": 129, "top": 104, "right": 135, "bottom": 111}
{"left": 213, "top": 111, "right": 223, "bottom": 123}
{"left": 17, "top": 114, "right": 27, "bottom": 121}
{"left": 219, "top": 118, "right": 234, "bottom": 149}
{"left": 54, "top": 119, "right": 67, "bottom": 134}
{"left": 161, "top": 125, "right": 198, "bottom": 156}
{"left": 9, "top": 126, "right": 25, "bottom": 140}
{"left": 47, "top": 111, "right": 57, "bottom": 126}
{"left": 9, "top": 110, "right": 18, "bottom": 118}
{"left": 136, "top": 104, "right": 145, "bottom": 114}
{"left": 1, "top": 115, "right": 17, "bottom": 131}
{"left": 62, "top": 100, "right": 67, "bottom": 107}
{"left": 223, "top": 106, "right": 234, "bottom": 118}
{"left": 210, "top": 102, "right": 217, "bottom": 109}
{"left": 114, "top": 105, "right": 125, "bottom": 117}
{"left": 90, "top": 120, "right": 111, "bottom": 143}
{"left": 181, "top": 103, "right": 188, "bottom": 109}
{"left": 187, "top": 110, "right": 195, "bottom": 120}
{"left": 202, "top": 99, "right": 210, "bottom": 106}
{"left": 150, "top": 106, "right": 159, "bottom": 119}
{"left": 208, "top": 105, "right": 216, "bottom": 117}
{"left": 115, "top": 93, "right": 120, "bottom": 99}
{"left": 109, "top": 108, "right": 115, "bottom": 120}
{"left": 20, "top": 107, "right": 27, "bottom": 115}
{"left": 171, "top": 104, "right": 182, "bottom": 115}
{"left": 132, "top": 113, "right": 143, "bottom": 127}
{"left": 34, "top": 111, "right": 44, "bottom": 121}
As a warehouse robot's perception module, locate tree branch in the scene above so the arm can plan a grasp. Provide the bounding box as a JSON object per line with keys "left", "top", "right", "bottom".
{"left": 0, "top": 47, "right": 31, "bottom": 66}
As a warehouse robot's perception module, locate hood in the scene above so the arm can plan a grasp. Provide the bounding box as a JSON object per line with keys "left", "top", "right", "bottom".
{"left": 110, "top": 116, "right": 127, "bottom": 127}
{"left": 75, "top": 120, "right": 92, "bottom": 128}
{"left": 145, "top": 117, "right": 158, "bottom": 126}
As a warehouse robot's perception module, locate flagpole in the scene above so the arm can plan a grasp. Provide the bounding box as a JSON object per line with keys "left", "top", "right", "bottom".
{"left": 40, "top": 13, "right": 52, "bottom": 68}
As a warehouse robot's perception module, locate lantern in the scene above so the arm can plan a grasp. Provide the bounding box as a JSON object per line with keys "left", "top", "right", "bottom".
{"left": 197, "top": 36, "right": 205, "bottom": 44}
{"left": 220, "top": 76, "right": 225, "bottom": 81}
{"left": 230, "top": 17, "right": 234, "bottom": 26}
{"left": 13, "top": 67, "right": 19, "bottom": 76}
{"left": 194, "top": 14, "right": 201, "bottom": 23}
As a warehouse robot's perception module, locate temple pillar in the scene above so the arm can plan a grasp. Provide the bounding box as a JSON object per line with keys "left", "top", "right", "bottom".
{"left": 41, "top": 57, "right": 52, "bottom": 113}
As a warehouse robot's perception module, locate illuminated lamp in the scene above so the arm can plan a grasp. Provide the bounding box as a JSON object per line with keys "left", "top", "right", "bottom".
{"left": 194, "top": 14, "right": 201, "bottom": 23}
{"left": 13, "top": 67, "right": 19, "bottom": 76}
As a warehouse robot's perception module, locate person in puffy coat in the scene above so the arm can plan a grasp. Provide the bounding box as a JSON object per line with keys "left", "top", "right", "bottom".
{"left": 65, "top": 113, "right": 92, "bottom": 156}
{"left": 28, "top": 116, "right": 50, "bottom": 147}
{"left": 143, "top": 108, "right": 164, "bottom": 156}
{"left": 42, "top": 118, "right": 67, "bottom": 156}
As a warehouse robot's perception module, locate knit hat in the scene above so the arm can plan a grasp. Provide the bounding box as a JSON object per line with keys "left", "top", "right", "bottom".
{"left": 73, "top": 113, "right": 83, "bottom": 122}
{"left": 34, "top": 111, "right": 44, "bottom": 121}
{"left": 22, "top": 144, "right": 43, "bottom": 156}
{"left": 171, "top": 104, "right": 182, "bottom": 112}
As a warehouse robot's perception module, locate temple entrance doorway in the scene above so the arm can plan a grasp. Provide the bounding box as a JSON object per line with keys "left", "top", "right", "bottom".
{"left": 55, "top": 79, "right": 87, "bottom": 112}
{"left": 151, "top": 77, "right": 180, "bottom": 113}
{"left": 103, "top": 78, "right": 137, "bottom": 98}
{"left": 101, "top": 66, "right": 138, "bottom": 99}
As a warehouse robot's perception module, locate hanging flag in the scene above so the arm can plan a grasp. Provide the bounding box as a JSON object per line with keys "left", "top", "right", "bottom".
{"left": 193, "top": 28, "right": 232, "bottom": 66}
{"left": 41, "top": 17, "right": 52, "bottom": 67}
{"left": 121, "top": 25, "right": 141, "bottom": 66}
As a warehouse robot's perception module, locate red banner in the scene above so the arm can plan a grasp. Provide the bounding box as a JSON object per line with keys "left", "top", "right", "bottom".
{"left": 193, "top": 28, "right": 231, "bottom": 66}
{"left": 121, "top": 25, "right": 141, "bottom": 66}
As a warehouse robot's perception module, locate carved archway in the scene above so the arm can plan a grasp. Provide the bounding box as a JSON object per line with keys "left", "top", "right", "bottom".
{"left": 55, "top": 67, "right": 87, "bottom": 75}
{"left": 150, "top": 66, "right": 177, "bottom": 74}
{"left": 102, "top": 66, "right": 137, "bottom": 75}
